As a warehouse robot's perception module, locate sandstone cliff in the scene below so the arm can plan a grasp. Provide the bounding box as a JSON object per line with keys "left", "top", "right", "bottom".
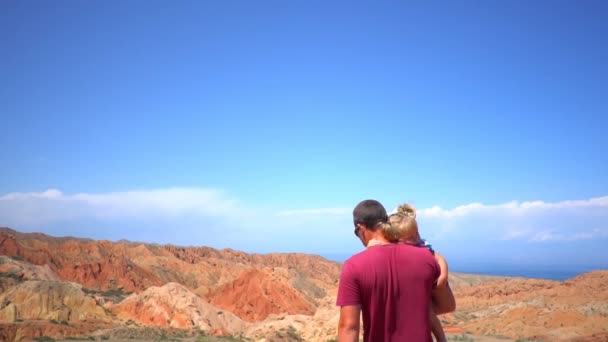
{"left": 112, "top": 282, "right": 247, "bottom": 333}
{"left": 0, "top": 280, "right": 110, "bottom": 323}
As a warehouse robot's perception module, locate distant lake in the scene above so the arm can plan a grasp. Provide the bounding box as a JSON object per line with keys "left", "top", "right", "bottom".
{"left": 321, "top": 253, "right": 605, "bottom": 281}
{"left": 448, "top": 265, "right": 598, "bottom": 281}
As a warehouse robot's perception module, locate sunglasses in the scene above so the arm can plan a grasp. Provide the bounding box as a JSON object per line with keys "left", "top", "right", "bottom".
{"left": 353, "top": 224, "right": 361, "bottom": 237}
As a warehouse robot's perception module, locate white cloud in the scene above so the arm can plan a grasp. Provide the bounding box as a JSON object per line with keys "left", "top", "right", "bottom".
{"left": 418, "top": 196, "right": 608, "bottom": 218}
{"left": 276, "top": 208, "right": 350, "bottom": 216}
{"left": 501, "top": 228, "right": 531, "bottom": 240}
{"left": 1, "top": 189, "right": 607, "bottom": 256}
{"left": 0, "top": 188, "right": 358, "bottom": 253}
{"left": 0, "top": 188, "right": 244, "bottom": 225}
{"left": 2, "top": 189, "right": 63, "bottom": 200}
{"left": 528, "top": 228, "right": 608, "bottom": 242}
{"left": 276, "top": 196, "right": 608, "bottom": 244}
{"left": 414, "top": 196, "right": 608, "bottom": 243}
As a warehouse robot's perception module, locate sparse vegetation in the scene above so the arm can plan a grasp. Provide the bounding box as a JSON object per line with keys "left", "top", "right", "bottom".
{"left": 82, "top": 287, "right": 131, "bottom": 303}
{"left": 65, "top": 338, "right": 95, "bottom": 341}
{"left": 195, "top": 331, "right": 208, "bottom": 342}
{"left": 10, "top": 255, "right": 25, "bottom": 262}
{"left": 292, "top": 272, "right": 325, "bottom": 299}
{"left": 34, "top": 337, "right": 55, "bottom": 342}
{"left": 103, "top": 288, "right": 126, "bottom": 296}
{"left": 448, "top": 334, "right": 475, "bottom": 341}
{"left": 195, "top": 335, "right": 250, "bottom": 341}
{"left": 265, "top": 325, "right": 304, "bottom": 341}
{"left": 157, "top": 332, "right": 185, "bottom": 341}
{"left": 0, "top": 271, "right": 23, "bottom": 282}
{"left": 285, "top": 325, "right": 302, "bottom": 341}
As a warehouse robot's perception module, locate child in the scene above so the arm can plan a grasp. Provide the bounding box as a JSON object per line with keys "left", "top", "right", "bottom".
{"left": 384, "top": 204, "right": 449, "bottom": 342}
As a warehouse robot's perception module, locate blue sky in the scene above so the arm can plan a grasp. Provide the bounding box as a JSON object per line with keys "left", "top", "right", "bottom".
{"left": 1, "top": 1, "right": 607, "bottom": 272}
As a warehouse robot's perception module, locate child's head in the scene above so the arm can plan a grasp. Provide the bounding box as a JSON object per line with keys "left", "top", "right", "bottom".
{"left": 382, "top": 203, "right": 420, "bottom": 243}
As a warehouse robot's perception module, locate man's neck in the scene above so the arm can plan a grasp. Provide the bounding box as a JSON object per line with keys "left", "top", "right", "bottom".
{"left": 365, "top": 231, "right": 389, "bottom": 247}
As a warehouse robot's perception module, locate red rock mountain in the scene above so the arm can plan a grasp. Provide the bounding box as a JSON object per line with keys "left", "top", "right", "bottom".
{"left": 208, "top": 268, "right": 315, "bottom": 321}
{"left": 0, "top": 227, "right": 339, "bottom": 321}
{"left": 446, "top": 271, "right": 608, "bottom": 341}
{"left": 1, "top": 227, "right": 607, "bottom": 342}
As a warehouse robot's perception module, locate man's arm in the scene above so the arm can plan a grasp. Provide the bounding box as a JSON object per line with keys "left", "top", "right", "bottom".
{"left": 429, "top": 303, "right": 447, "bottom": 342}
{"left": 432, "top": 281, "right": 456, "bottom": 315}
{"left": 338, "top": 304, "right": 360, "bottom": 342}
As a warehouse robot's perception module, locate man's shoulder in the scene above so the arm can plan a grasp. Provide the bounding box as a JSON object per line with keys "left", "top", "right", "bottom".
{"left": 344, "top": 244, "right": 436, "bottom": 265}
{"left": 344, "top": 249, "right": 369, "bottom": 264}
{"left": 344, "top": 248, "right": 384, "bottom": 271}
{"left": 397, "top": 241, "right": 435, "bottom": 254}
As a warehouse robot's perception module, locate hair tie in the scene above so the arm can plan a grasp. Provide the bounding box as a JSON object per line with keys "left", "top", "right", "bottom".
{"left": 397, "top": 211, "right": 415, "bottom": 219}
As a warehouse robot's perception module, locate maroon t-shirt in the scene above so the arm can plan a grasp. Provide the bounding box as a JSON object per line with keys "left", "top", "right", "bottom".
{"left": 336, "top": 243, "right": 440, "bottom": 342}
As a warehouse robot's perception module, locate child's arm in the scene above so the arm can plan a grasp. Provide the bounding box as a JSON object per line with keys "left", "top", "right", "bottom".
{"left": 431, "top": 251, "right": 456, "bottom": 315}
{"left": 429, "top": 303, "right": 447, "bottom": 342}
{"left": 434, "top": 252, "right": 449, "bottom": 288}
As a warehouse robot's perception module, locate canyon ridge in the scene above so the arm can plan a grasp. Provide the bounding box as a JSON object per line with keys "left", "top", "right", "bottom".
{"left": 0, "top": 227, "right": 607, "bottom": 342}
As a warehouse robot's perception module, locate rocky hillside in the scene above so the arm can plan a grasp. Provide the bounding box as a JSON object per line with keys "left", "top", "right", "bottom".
{"left": 1, "top": 227, "right": 607, "bottom": 341}
{"left": 0, "top": 227, "right": 340, "bottom": 296}
{"left": 113, "top": 282, "right": 247, "bottom": 333}
{"left": 446, "top": 271, "right": 608, "bottom": 341}
{"left": 208, "top": 268, "right": 316, "bottom": 321}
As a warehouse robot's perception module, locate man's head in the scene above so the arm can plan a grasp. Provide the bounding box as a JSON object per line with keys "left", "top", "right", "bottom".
{"left": 353, "top": 200, "right": 388, "bottom": 245}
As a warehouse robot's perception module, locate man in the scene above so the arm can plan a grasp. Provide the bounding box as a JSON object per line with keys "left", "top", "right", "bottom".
{"left": 337, "top": 199, "right": 456, "bottom": 342}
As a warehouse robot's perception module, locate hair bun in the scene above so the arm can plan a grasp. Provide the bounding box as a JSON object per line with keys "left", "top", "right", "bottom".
{"left": 397, "top": 204, "right": 416, "bottom": 219}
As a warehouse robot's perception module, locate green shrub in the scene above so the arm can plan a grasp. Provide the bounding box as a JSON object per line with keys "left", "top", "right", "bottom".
{"left": 448, "top": 335, "right": 475, "bottom": 342}
{"left": 196, "top": 331, "right": 207, "bottom": 342}
{"left": 82, "top": 287, "right": 131, "bottom": 303}
{"left": 0, "top": 271, "right": 22, "bottom": 281}
{"left": 34, "top": 337, "right": 55, "bottom": 342}
{"left": 10, "top": 255, "right": 24, "bottom": 262}
{"left": 491, "top": 335, "right": 511, "bottom": 340}
{"left": 286, "top": 325, "right": 302, "bottom": 340}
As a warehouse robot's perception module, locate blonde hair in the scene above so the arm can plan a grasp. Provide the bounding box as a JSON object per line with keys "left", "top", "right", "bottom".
{"left": 382, "top": 204, "right": 419, "bottom": 243}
